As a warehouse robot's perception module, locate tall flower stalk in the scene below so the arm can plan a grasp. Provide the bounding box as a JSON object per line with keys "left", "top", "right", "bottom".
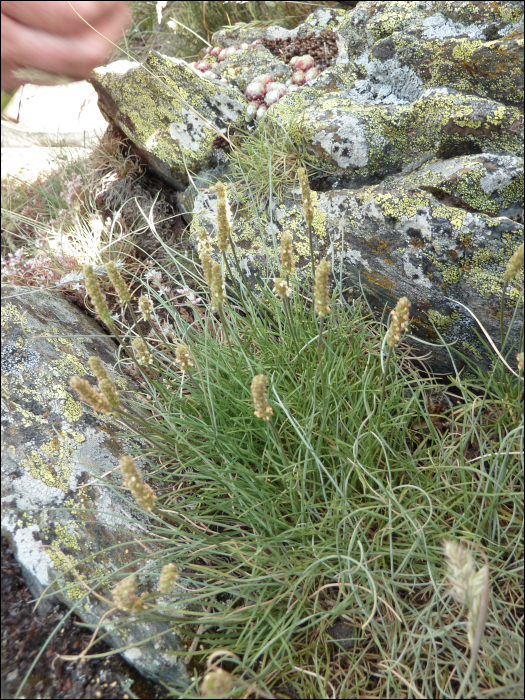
{"left": 297, "top": 167, "right": 316, "bottom": 281}
{"left": 500, "top": 243, "right": 523, "bottom": 351}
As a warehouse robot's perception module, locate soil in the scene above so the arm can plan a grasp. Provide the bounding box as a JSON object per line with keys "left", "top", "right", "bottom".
{"left": 1, "top": 536, "right": 173, "bottom": 700}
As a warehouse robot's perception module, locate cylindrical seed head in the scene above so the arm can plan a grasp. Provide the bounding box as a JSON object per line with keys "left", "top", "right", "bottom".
{"left": 119, "top": 455, "right": 157, "bottom": 512}
{"left": 314, "top": 259, "right": 331, "bottom": 317}
{"left": 280, "top": 232, "right": 295, "bottom": 278}
{"left": 158, "top": 563, "right": 179, "bottom": 594}
{"left": 504, "top": 243, "right": 524, "bottom": 281}
{"left": 297, "top": 167, "right": 314, "bottom": 227}
{"left": 386, "top": 296, "right": 411, "bottom": 347}
{"left": 175, "top": 343, "right": 193, "bottom": 371}
{"left": 132, "top": 338, "right": 153, "bottom": 366}
{"left": 111, "top": 574, "right": 147, "bottom": 613}
{"left": 84, "top": 264, "right": 112, "bottom": 326}
{"left": 251, "top": 374, "right": 273, "bottom": 421}
{"left": 210, "top": 260, "right": 225, "bottom": 310}
{"left": 215, "top": 182, "right": 231, "bottom": 251}
{"left": 274, "top": 278, "right": 292, "bottom": 298}
{"left": 138, "top": 295, "right": 154, "bottom": 321}
{"left": 69, "top": 376, "right": 110, "bottom": 414}
{"left": 106, "top": 261, "right": 131, "bottom": 303}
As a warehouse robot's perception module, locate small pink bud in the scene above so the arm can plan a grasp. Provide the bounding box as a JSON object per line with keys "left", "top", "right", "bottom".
{"left": 210, "top": 46, "right": 222, "bottom": 57}
{"left": 292, "top": 70, "right": 306, "bottom": 86}
{"left": 256, "top": 105, "right": 267, "bottom": 120}
{"left": 189, "top": 62, "right": 199, "bottom": 69}
{"left": 225, "top": 46, "right": 237, "bottom": 57}
{"left": 218, "top": 49, "right": 228, "bottom": 62}
{"left": 289, "top": 56, "right": 300, "bottom": 68}
{"left": 197, "top": 61, "right": 211, "bottom": 71}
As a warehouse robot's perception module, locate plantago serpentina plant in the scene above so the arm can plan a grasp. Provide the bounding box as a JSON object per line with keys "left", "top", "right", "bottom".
{"left": 16, "top": 6, "right": 522, "bottom": 698}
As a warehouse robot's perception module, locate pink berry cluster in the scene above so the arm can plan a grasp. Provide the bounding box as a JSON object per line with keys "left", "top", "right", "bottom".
{"left": 286, "top": 54, "right": 320, "bottom": 87}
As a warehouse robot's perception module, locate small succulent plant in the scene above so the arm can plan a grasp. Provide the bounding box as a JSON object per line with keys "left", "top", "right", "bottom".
{"left": 292, "top": 70, "right": 306, "bottom": 86}
{"left": 295, "top": 54, "right": 315, "bottom": 71}
{"left": 246, "top": 80, "right": 266, "bottom": 101}
{"left": 304, "top": 66, "right": 320, "bottom": 81}
{"left": 264, "top": 82, "right": 287, "bottom": 106}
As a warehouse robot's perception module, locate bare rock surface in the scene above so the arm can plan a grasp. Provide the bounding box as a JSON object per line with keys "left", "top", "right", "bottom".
{"left": 1, "top": 285, "right": 187, "bottom": 687}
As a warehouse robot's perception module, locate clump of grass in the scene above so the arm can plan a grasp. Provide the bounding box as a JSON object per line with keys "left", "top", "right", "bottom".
{"left": 227, "top": 116, "right": 324, "bottom": 211}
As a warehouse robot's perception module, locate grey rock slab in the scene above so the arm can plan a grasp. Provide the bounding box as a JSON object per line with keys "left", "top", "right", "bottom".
{"left": 89, "top": 52, "right": 247, "bottom": 190}
{"left": 1, "top": 285, "right": 187, "bottom": 687}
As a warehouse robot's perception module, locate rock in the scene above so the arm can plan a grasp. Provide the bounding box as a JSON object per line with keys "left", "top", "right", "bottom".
{"left": 89, "top": 1, "right": 523, "bottom": 372}
{"left": 89, "top": 53, "right": 247, "bottom": 190}
{"left": 186, "top": 155, "right": 523, "bottom": 372}
{"left": 1, "top": 285, "right": 187, "bottom": 687}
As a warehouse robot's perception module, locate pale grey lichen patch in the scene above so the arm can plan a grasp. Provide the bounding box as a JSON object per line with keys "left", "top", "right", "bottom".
{"left": 348, "top": 51, "right": 423, "bottom": 105}
{"left": 421, "top": 12, "right": 488, "bottom": 40}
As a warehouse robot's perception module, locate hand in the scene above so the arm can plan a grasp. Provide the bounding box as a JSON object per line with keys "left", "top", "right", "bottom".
{"left": 1, "top": 1, "right": 130, "bottom": 92}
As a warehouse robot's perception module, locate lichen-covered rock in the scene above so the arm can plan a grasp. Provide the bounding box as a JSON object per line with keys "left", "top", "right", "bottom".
{"left": 1, "top": 286, "right": 186, "bottom": 686}
{"left": 90, "top": 52, "right": 247, "bottom": 190}
{"left": 90, "top": 1, "right": 523, "bottom": 372}
{"left": 187, "top": 153, "right": 523, "bottom": 372}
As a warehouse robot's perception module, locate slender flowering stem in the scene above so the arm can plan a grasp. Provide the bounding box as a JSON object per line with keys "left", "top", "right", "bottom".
{"left": 251, "top": 374, "right": 288, "bottom": 467}
{"left": 500, "top": 243, "right": 523, "bottom": 351}
{"left": 297, "top": 168, "right": 316, "bottom": 282}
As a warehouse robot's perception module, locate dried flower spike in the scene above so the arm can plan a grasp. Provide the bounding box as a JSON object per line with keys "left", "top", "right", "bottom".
{"left": 119, "top": 455, "right": 157, "bottom": 512}
{"left": 443, "top": 540, "right": 488, "bottom": 648}
{"left": 201, "top": 669, "right": 235, "bottom": 697}
{"left": 132, "top": 338, "right": 153, "bottom": 366}
{"left": 280, "top": 232, "right": 294, "bottom": 278}
{"left": 386, "top": 297, "right": 411, "bottom": 347}
{"left": 111, "top": 574, "right": 147, "bottom": 613}
{"left": 106, "top": 261, "right": 131, "bottom": 303}
{"left": 138, "top": 295, "right": 154, "bottom": 321}
{"left": 251, "top": 374, "right": 273, "bottom": 421}
{"left": 69, "top": 376, "right": 110, "bottom": 414}
{"left": 297, "top": 167, "right": 314, "bottom": 227}
{"left": 158, "top": 563, "right": 179, "bottom": 594}
{"left": 517, "top": 352, "right": 524, "bottom": 373}
{"left": 504, "top": 243, "right": 524, "bottom": 280}
{"left": 210, "top": 260, "right": 225, "bottom": 310}
{"left": 197, "top": 226, "right": 212, "bottom": 258}
{"left": 84, "top": 264, "right": 112, "bottom": 326}
{"left": 314, "top": 259, "right": 331, "bottom": 317}
{"left": 88, "top": 356, "right": 120, "bottom": 412}
{"left": 215, "top": 182, "right": 231, "bottom": 252}
{"left": 274, "top": 278, "right": 292, "bottom": 298}
{"left": 175, "top": 343, "right": 193, "bottom": 371}
{"left": 201, "top": 253, "right": 213, "bottom": 288}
